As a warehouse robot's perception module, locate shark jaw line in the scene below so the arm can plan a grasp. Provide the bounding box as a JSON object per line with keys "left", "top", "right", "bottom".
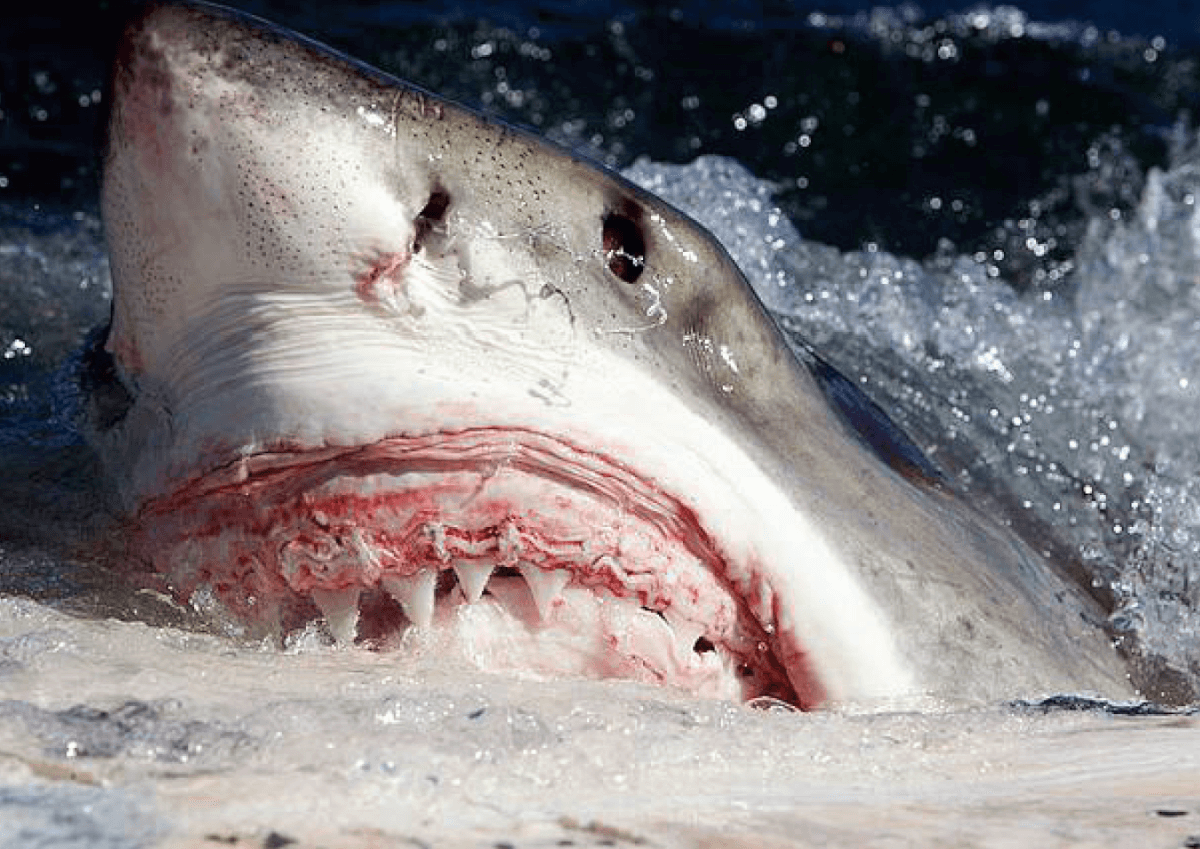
{"left": 131, "top": 427, "right": 814, "bottom": 708}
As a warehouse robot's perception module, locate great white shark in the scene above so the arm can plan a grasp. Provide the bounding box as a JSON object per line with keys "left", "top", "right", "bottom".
{"left": 88, "top": 0, "right": 1135, "bottom": 709}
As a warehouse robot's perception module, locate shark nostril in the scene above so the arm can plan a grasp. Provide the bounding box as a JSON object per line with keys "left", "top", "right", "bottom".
{"left": 602, "top": 211, "right": 646, "bottom": 283}
{"left": 413, "top": 187, "right": 451, "bottom": 253}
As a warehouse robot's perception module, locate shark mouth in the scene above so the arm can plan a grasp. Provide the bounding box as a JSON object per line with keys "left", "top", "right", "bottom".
{"left": 131, "top": 428, "right": 817, "bottom": 708}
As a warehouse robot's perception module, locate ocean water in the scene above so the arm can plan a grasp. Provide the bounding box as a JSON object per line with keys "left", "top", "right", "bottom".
{"left": 2, "top": 1, "right": 1200, "bottom": 845}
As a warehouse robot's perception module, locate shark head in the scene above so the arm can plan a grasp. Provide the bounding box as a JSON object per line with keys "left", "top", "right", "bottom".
{"left": 92, "top": 1, "right": 1134, "bottom": 708}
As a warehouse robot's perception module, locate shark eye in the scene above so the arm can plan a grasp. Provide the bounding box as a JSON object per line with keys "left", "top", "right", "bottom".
{"left": 412, "top": 188, "right": 450, "bottom": 253}
{"left": 603, "top": 211, "right": 646, "bottom": 284}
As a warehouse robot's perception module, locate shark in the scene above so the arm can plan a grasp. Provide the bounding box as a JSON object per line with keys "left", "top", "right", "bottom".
{"left": 88, "top": 0, "right": 1134, "bottom": 709}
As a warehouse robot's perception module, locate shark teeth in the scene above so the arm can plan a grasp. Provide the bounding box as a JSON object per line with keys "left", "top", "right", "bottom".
{"left": 314, "top": 562, "right": 573, "bottom": 640}
{"left": 452, "top": 561, "right": 493, "bottom": 604}
{"left": 310, "top": 561, "right": 648, "bottom": 640}
{"left": 311, "top": 586, "right": 361, "bottom": 645}
{"left": 517, "top": 563, "right": 571, "bottom": 621}
{"left": 382, "top": 568, "right": 437, "bottom": 629}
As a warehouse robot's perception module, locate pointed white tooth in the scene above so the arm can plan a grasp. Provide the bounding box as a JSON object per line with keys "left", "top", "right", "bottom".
{"left": 382, "top": 569, "right": 437, "bottom": 629}
{"left": 311, "top": 587, "right": 361, "bottom": 645}
{"left": 453, "top": 561, "right": 494, "bottom": 604}
{"left": 517, "top": 563, "right": 570, "bottom": 622}
{"left": 662, "top": 608, "right": 707, "bottom": 656}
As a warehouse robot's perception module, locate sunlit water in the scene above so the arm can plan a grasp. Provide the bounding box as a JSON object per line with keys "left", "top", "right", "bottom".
{"left": 3, "top": 1, "right": 1200, "bottom": 845}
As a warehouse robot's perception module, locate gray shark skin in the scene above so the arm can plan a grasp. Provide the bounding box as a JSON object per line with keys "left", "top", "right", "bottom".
{"left": 92, "top": 0, "right": 1134, "bottom": 708}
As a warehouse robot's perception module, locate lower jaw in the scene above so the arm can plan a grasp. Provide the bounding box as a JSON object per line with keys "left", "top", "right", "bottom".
{"left": 127, "top": 431, "right": 812, "bottom": 707}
